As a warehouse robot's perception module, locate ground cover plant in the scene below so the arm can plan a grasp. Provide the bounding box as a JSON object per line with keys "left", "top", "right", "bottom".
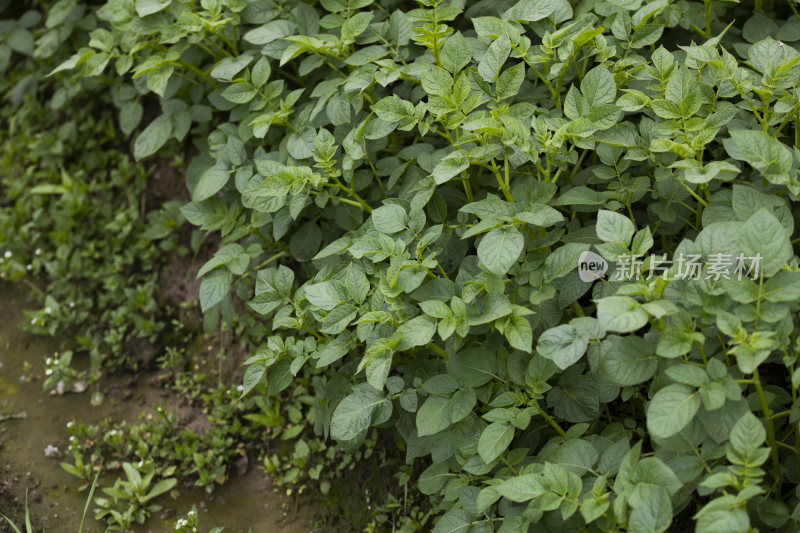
{"left": 6, "top": 0, "right": 800, "bottom": 531}
{"left": 0, "top": 10, "right": 184, "bottom": 387}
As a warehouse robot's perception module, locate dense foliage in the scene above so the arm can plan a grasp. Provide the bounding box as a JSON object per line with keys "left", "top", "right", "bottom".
{"left": 0, "top": 48, "right": 181, "bottom": 384}
{"left": 6, "top": 0, "right": 800, "bottom": 531}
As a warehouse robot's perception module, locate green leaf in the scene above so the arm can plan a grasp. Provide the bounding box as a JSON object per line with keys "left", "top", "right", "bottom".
{"left": 599, "top": 335, "right": 658, "bottom": 386}
{"left": 544, "top": 243, "right": 589, "bottom": 281}
{"left": 763, "top": 271, "right": 800, "bottom": 302}
{"left": 478, "top": 35, "right": 511, "bottom": 82}
{"left": 133, "top": 115, "right": 172, "bottom": 160}
{"left": 581, "top": 65, "right": 616, "bottom": 107}
{"left": 728, "top": 411, "right": 766, "bottom": 458}
{"left": 341, "top": 12, "right": 373, "bottom": 41}
{"left": 244, "top": 20, "right": 296, "bottom": 45}
{"left": 504, "top": 0, "right": 556, "bottom": 21}
{"left": 372, "top": 204, "right": 407, "bottom": 234}
{"left": 221, "top": 82, "right": 258, "bottom": 104}
{"left": 723, "top": 130, "right": 792, "bottom": 180}
{"left": 664, "top": 364, "right": 708, "bottom": 387}
{"left": 119, "top": 101, "right": 143, "bottom": 137}
{"left": 467, "top": 293, "right": 513, "bottom": 325}
{"left": 496, "top": 63, "right": 525, "bottom": 100}
{"left": 478, "top": 422, "right": 515, "bottom": 463}
{"left": 737, "top": 209, "right": 792, "bottom": 277}
{"left": 145, "top": 477, "right": 177, "bottom": 500}
{"left": 320, "top": 303, "right": 357, "bottom": 335}
{"left": 495, "top": 474, "right": 545, "bottom": 502}
{"left": 210, "top": 54, "right": 253, "bottom": 81}
{"left": 537, "top": 325, "right": 589, "bottom": 370}
{"left": 418, "top": 462, "right": 452, "bottom": 495}
{"left": 6, "top": 28, "right": 34, "bottom": 55}
{"left": 441, "top": 32, "right": 472, "bottom": 74}
{"left": 416, "top": 396, "right": 452, "bottom": 436}
{"left": 421, "top": 65, "right": 453, "bottom": 97}
{"left": 694, "top": 497, "right": 750, "bottom": 533}
{"left": 596, "top": 296, "right": 648, "bottom": 333}
{"left": 596, "top": 210, "right": 635, "bottom": 244}
{"left": 397, "top": 315, "right": 436, "bottom": 350}
{"left": 46, "top": 0, "right": 77, "bottom": 28}
{"left": 192, "top": 163, "right": 230, "bottom": 202}
{"left": 477, "top": 227, "right": 524, "bottom": 276}
{"left": 251, "top": 56, "right": 272, "bottom": 87}
{"left": 330, "top": 384, "right": 385, "bottom": 441}
{"left": 146, "top": 64, "right": 173, "bottom": 97}
{"left": 646, "top": 384, "right": 700, "bottom": 439}
{"left": 432, "top": 509, "right": 471, "bottom": 533}
{"left": 199, "top": 268, "right": 232, "bottom": 312}
{"left": 305, "top": 280, "right": 346, "bottom": 311}
{"left": 372, "top": 95, "right": 413, "bottom": 123}
{"left": 433, "top": 150, "right": 469, "bottom": 184}
{"left": 446, "top": 348, "right": 497, "bottom": 387}
{"left": 548, "top": 375, "right": 599, "bottom": 423}
{"left": 450, "top": 388, "right": 476, "bottom": 423}
{"left": 135, "top": 0, "right": 170, "bottom": 17}
{"left": 627, "top": 485, "right": 672, "bottom": 533}
{"left": 505, "top": 316, "right": 532, "bottom": 352}
{"left": 289, "top": 222, "right": 322, "bottom": 261}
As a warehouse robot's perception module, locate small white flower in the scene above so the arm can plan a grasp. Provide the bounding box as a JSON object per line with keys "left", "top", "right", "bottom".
{"left": 45, "top": 369, "right": 53, "bottom": 376}
{"left": 4, "top": 251, "right": 11, "bottom": 259}
{"left": 31, "top": 318, "right": 37, "bottom": 325}
{"left": 46, "top": 358, "right": 52, "bottom": 365}
{"left": 44, "top": 307, "right": 52, "bottom": 314}
{"left": 137, "top": 460, "right": 144, "bottom": 467}
{"left": 67, "top": 421, "right": 74, "bottom": 429}
{"left": 236, "top": 384, "right": 244, "bottom": 392}
{"left": 69, "top": 302, "right": 75, "bottom": 308}
{"left": 780, "top": 41, "right": 785, "bottom": 47}
{"left": 26, "top": 264, "right": 32, "bottom": 271}
{"left": 35, "top": 248, "right": 41, "bottom": 255}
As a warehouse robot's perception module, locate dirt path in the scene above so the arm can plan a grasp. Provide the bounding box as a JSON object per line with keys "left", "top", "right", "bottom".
{"left": 0, "top": 283, "right": 314, "bottom": 533}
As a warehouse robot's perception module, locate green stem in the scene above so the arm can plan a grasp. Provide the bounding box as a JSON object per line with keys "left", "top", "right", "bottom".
{"left": 789, "top": 0, "right": 800, "bottom": 23}
{"left": 491, "top": 158, "right": 514, "bottom": 202}
{"left": 461, "top": 171, "right": 474, "bottom": 203}
{"left": 177, "top": 60, "right": 217, "bottom": 87}
{"left": 428, "top": 342, "right": 447, "bottom": 358}
{"left": 679, "top": 181, "right": 709, "bottom": 207}
{"left": 536, "top": 403, "right": 567, "bottom": 438}
{"left": 254, "top": 251, "right": 287, "bottom": 270}
{"left": 753, "top": 367, "right": 783, "bottom": 484}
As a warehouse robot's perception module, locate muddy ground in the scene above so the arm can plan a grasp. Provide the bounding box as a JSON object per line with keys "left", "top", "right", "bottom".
{"left": 0, "top": 284, "right": 315, "bottom": 533}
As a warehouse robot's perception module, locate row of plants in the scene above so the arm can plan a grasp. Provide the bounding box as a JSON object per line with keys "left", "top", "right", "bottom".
{"left": 0, "top": 3, "right": 186, "bottom": 385}
{"left": 60, "top": 344, "right": 427, "bottom": 530}
{"left": 8, "top": 0, "right": 800, "bottom": 531}
{"left": 1, "top": 2, "right": 418, "bottom": 530}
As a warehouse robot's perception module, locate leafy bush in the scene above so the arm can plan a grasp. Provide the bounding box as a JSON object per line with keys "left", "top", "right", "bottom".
{"left": 11, "top": 0, "right": 800, "bottom": 530}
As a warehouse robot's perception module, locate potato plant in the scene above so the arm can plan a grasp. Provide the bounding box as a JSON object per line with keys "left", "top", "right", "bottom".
{"left": 9, "top": 0, "right": 800, "bottom": 530}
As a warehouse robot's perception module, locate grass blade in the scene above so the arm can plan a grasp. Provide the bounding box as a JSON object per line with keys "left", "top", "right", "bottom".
{"left": 24, "top": 491, "right": 33, "bottom": 533}
{"left": 78, "top": 469, "right": 101, "bottom": 533}
{"left": 0, "top": 514, "right": 23, "bottom": 533}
